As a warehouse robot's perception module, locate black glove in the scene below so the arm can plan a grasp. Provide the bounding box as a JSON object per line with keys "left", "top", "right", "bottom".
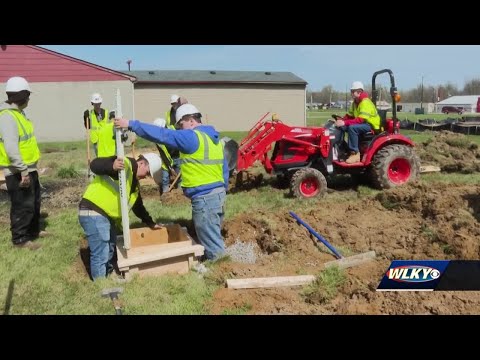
{"left": 121, "top": 131, "right": 129, "bottom": 142}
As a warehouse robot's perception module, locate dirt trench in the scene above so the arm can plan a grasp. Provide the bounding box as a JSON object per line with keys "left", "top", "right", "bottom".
{"left": 210, "top": 183, "right": 480, "bottom": 315}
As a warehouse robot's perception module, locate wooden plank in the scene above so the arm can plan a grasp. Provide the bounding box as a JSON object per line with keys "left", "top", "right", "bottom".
{"left": 118, "top": 224, "right": 193, "bottom": 250}
{"left": 129, "top": 227, "right": 169, "bottom": 247}
{"left": 226, "top": 275, "right": 316, "bottom": 290}
{"left": 117, "top": 244, "right": 204, "bottom": 269}
{"left": 126, "top": 255, "right": 191, "bottom": 278}
{"left": 324, "top": 251, "right": 376, "bottom": 269}
{"left": 420, "top": 165, "right": 441, "bottom": 174}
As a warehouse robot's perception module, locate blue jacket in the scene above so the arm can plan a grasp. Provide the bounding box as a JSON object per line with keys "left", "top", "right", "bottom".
{"left": 129, "top": 120, "right": 229, "bottom": 199}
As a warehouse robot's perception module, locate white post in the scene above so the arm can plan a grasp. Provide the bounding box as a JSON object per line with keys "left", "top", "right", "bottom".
{"left": 115, "top": 89, "right": 131, "bottom": 251}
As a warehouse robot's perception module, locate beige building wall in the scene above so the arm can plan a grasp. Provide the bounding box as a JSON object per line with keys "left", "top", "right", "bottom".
{"left": 9, "top": 80, "right": 134, "bottom": 142}
{"left": 133, "top": 84, "right": 306, "bottom": 131}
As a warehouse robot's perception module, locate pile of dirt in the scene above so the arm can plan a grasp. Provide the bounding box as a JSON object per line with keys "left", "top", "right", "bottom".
{"left": 41, "top": 179, "right": 85, "bottom": 208}
{"left": 229, "top": 170, "right": 264, "bottom": 193}
{"left": 416, "top": 131, "right": 480, "bottom": 173}
{"left": 210, "top": 183, "right": 480, "bottom": 314}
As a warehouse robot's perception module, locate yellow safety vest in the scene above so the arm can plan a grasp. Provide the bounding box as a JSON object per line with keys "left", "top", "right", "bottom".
{"left": 96, "top": 122, "right": 117, "bottom": 157}
{"left": 0, "top": 109, "right": 40, "bottom": 167}
{"left": 179, "top": 130, "right": 224, "bottom": 188}
{"left": 89, "top": 108, "right": 110, "bottom": 144}
{"left": 82, "top": 157, "right": 139, "bottom": 220}
{"left": 165, "top": 110, "right": 174, "bottom": 128}
{"left": 158, "top": 143, "right": 173, "bottom": 171}
{"left": 348, "top": 98, "right": 381, "bottom": 130}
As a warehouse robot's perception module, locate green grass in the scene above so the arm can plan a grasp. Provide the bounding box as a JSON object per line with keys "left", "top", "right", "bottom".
{"left": 0, "top": 205, "right": 216, "bottom": 315}
{"left": 302, "top": 266, "right": 347, "bottom": 304}
{"left": 420, "top": 172, "right": 480, "bottom": 185}
{"left": 3, "top": 120, "right": 480, "bottom": 314}
{"left": 57, "top": 164, "right": 80, "bottom": 179}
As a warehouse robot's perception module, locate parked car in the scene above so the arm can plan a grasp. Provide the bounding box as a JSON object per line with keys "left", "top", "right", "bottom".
{"left": 442, "top": 106, "right": 464, "bottom": 114}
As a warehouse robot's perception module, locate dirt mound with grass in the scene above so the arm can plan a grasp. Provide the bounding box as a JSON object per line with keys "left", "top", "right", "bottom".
{"left": 210, "top": 183, "right": 480, "bottom": 314}
{"left": 41, "top": 179, "right": 85, "bottom": 208}
{"left": 416, "top": 131, "right": 480, "bottom": 173}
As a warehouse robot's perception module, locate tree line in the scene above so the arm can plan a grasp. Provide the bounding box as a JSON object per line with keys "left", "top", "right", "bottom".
{"left": 307, "top": 79, "right": 480, "bottom": 104}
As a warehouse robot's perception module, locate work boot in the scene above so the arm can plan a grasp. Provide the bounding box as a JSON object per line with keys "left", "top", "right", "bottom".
{"left": 345, "top": 152, "right": 361, "bottom": 164}
{"left": 14, "top": 240, "right": 42, "bottom": 251}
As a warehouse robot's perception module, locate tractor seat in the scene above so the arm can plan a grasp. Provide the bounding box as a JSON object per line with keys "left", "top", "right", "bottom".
{"left": 359, "top": 109, "right": 387, "bottom": 142}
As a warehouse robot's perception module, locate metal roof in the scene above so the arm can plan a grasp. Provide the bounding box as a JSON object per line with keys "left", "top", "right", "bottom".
{"left": 125, "top": 70, "right": 307, "bottom": 85}
{"left": 437, "top": 95, "right": 480, "bottom": 105}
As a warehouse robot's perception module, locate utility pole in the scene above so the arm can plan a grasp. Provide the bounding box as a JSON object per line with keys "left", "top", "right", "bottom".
{"left": 420, "top": 75, "right": 424, "bottom": 111}
{"left": 127, "top": 59, "right": 132, "bottom": 71}
{"left": 345, "top": 84, "right": 348, "bottom": 110}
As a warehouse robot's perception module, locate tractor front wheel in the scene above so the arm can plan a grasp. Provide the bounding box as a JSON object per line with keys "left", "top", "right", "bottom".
{"left": 290, "top": 168, "right": 328, "bottom": 199}
{"left": 369, "top": 144, "right": 420, "bottom": 189}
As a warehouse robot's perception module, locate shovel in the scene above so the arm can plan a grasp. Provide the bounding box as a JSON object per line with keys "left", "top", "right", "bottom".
{"left": 289, "top": 211, "right": 376, "bottom": 269}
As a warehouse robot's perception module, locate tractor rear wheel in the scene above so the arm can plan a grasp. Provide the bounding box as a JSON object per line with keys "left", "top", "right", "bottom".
{"left": 369, "top": 144, "right": 420, "bottom": 189}
{"left": 290, "top": 168, "right": 328, "bottom": 199}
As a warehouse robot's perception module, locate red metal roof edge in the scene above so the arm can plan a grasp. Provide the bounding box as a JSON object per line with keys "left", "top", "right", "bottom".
{"left": 27, "top": 45, "right": 137, "bottom": 82}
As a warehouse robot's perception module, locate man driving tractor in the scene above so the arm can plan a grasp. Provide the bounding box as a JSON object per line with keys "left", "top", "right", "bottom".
{"left": 335, "top": 81, "right": 381, "bottom": 164}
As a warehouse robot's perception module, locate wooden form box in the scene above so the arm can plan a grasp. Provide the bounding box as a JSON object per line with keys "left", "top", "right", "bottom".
{"left": 116, "top": 224, "right": 204, "bottom": 280}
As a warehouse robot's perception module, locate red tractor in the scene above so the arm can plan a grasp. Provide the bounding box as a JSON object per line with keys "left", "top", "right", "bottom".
{"left": 230, "top": 69, "right": 421, "bottom": 199}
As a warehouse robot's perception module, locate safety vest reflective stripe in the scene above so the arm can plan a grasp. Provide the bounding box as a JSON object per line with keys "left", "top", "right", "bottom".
{"left": 0, "top": 121, "right": 32, "bottom": 142}
{"left": 0, "top": 133, "right": 34, "bottom": 143}
{"left": 179, "top": 132, "right": 223, "bottom": 165}
{"left": 359, "top": 111, "right": 375, "bottom": 117}
{"left": 179, "top": 158, "right": 224, "bottom": 165}
{"left": 101, "top": 165, "right": 133, "bottom": 193}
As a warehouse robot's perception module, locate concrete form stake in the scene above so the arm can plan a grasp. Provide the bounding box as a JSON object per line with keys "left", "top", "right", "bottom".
{"left": 115, "top": 89, "right": 131, "bottom": 251}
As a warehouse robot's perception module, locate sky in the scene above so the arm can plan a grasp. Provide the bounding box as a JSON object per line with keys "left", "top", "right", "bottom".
{"left": 40, "top": 45, "right": 480, "bottom": 92}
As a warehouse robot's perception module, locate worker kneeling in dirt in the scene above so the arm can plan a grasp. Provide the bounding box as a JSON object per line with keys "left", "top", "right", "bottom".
{"left": 78, "top": 153, "right": 163, "bottom": 280}
{"left": 334, "top": 81, "right": 380, "bottom": 164}
{"left": 114, "top": 104, "right": 229, "bottom": 261}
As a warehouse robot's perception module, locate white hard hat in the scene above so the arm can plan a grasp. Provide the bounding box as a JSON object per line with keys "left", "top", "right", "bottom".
{"left": 140, "top": 152, "right": 163, "bottom": 185}
{"left": 175, "top": 104, "right": 200, "bottom": 123}
{"left": 6, "top": 76, "right": 31, "bottom": 92}
{"left": 91, "top": 93, "right": 103, "bottom": 104}
{"left": 153, "top": 118, "right": 166, "bottom": 128}
{"left": 170, "top": 94, "right": 179, "bottom": 104}
{"left": 350, "top": 81, "right": 364, "bottom": 91}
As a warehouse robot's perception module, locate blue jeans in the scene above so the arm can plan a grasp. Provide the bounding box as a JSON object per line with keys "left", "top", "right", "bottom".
{"left": 347, "top": 123, "right": 373, "bottom": 153}
{"left": 78, "top": 213, "right": 117, "bottom": 280}
{"left": 191, "top": 189, "right": 226, "bottom": 260}
{"left": 161, "top": 169, "right": 170, "bottom": 193}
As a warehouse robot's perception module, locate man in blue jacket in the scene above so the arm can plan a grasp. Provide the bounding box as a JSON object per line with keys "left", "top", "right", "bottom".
{"left": 115, "top": 104, "right": 228, "bottom": 260}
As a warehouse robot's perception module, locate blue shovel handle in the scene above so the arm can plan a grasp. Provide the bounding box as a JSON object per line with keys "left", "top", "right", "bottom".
{"left": 289, "top": 211, "right": 343, "bottom": 259}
